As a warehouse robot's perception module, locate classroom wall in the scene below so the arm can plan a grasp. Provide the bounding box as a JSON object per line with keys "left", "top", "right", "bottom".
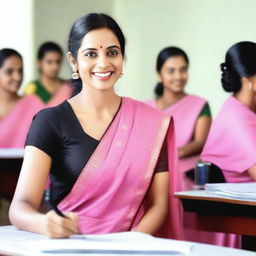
{"left": 0, "top": 0, "right": 33, "bottom": 85}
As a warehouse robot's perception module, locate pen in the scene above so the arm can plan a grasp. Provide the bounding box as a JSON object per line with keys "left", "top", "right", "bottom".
{"left": 44, "top": 189, "right": 68, "bottom": 218}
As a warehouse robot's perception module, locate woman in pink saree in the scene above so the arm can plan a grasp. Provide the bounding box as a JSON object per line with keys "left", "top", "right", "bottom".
{"left": 9, "top": 13, "right": 183, "bottom": 239}
{"left": 201, "top": 41, "right": 256, "bottom": 183}
{"left": 0, "top": 48, "right": 43, "bottom": 225}
{"left": 146, "top": 47, "right": 212, "bottom": 190}
{"left": 0, "top": 48, "right": 43, "bottom": 148}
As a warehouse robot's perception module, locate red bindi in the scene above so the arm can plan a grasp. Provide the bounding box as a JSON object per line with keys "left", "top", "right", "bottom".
{"left": 100, "top": 45, "right": 103, "bottom": 48}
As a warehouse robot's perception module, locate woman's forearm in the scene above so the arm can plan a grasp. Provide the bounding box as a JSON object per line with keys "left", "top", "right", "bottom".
{"left": 178, "top": 140, "right": 205, "bottom": 158}
{"left": 9, "top": 201, "right": 46, "bottom": 234}
{"left": 133, "top": 204, "right": 168, "bottom": 235}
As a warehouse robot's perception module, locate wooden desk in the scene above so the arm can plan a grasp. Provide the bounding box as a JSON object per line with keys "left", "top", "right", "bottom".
{"left": 0, "top": 149, "right": 24, "bottom": 200}
{"left": 175, "top": 190, "right": 256, "bottom": 250}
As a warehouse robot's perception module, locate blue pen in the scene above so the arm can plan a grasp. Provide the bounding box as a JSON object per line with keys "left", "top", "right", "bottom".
{"left": 44, "top": 189, "right": 67, "bottom": 218}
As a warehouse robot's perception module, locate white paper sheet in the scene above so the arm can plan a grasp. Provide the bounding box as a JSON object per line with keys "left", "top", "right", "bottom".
{"left": 23, "top": 232, "right": 192, "bottom": 254}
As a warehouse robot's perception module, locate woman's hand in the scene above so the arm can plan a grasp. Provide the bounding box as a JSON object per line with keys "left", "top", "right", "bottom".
{"left": 43, "top": 210, "right": 78, "bottom": 238}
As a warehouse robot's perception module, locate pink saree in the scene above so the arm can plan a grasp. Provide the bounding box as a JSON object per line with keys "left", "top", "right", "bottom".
{"left": 0, "top": 95, "right": 44, "bottom": 148}
{"left": 58, "top": 97, "right": 183, "bottom": 239}
{"left": 146, "top": 95, "right": 207, "bottom": 189}
{"left": 47, "top": 82, "right": 73, "bottom": 107}
{"left": 201, "top": 96, "right": 255, "bottom": 183}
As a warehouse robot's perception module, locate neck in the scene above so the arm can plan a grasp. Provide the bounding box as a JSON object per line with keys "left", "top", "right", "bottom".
{"left": 75, "top": 86, "right": 121, "bottom": 114}
{"left": 157, "top": 89, "right": 186, "bottom": 109}
{"left": 234, "top": 86, "right": 256, "bottom": 112}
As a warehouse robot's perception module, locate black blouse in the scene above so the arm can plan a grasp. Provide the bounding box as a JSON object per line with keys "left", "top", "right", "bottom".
{"left": 25, "top": 101, "right": 168, "bottom": 205}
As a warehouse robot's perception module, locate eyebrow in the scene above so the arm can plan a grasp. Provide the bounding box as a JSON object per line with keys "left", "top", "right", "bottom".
{"left": 82, "top": 45, "right": 120, "bottom": 52}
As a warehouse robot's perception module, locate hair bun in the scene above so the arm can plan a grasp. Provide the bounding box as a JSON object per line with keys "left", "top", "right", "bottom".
{"left": 220, "top": 62, "right": 241, "bottom": 92}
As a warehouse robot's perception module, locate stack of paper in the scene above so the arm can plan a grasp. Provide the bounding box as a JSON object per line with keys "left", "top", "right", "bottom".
{"left": 205, "top": 182, "right": 256, "bottom": 200}
{"left": 23, "top": 231, "right": 193, "bottom": 254}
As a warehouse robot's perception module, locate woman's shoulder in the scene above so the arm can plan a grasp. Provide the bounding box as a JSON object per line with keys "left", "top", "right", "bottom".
{"left": 35, "top": 101, "right": 68, "bottom": 123}
{"left": 187, "top": 94, "right": 208, "bottom": 103}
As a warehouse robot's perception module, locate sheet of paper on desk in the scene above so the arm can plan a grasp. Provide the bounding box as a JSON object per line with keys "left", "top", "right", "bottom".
{"left": 205, "top": 182, "right": 256, "bottom": 200}
{"left": 23, "top": 232, "right": 193, "bottom": 254}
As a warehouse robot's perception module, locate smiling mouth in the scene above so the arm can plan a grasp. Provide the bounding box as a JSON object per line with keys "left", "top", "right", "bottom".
{"left": 92, "top": 71, "right": 113, "bottom": 80}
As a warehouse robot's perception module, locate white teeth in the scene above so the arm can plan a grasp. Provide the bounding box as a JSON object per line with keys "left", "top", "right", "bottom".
{"left": 94, "top": 72, "right": 111, "bottom": 78}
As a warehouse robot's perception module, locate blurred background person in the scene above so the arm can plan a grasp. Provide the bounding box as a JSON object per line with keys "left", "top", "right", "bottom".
{"left": 201, "top": 41, "right": 256, "bottom": 183}
{"left": 23, "top": 42, "right": 72, "bottom": 106}
{"left": 0, "top": 48, "right": 43, "bottom": 225}
{"left": 146, "top": 47, "right": 211, "bottom": 190}
{"left": 0, "top": 48, "right": 44, "bottom": 148}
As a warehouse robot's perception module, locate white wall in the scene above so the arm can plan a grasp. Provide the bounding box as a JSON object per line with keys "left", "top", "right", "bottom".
{"left": 0, "top": 0, "right": 33, "bottom": 85}
{"left": 114, "top": 0, "right": 256, "bottom": 116}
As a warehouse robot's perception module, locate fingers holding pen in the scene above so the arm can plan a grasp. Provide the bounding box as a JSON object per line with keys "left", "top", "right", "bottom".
{"left": 43, "top": 210, "right": 78, "bottom": 238}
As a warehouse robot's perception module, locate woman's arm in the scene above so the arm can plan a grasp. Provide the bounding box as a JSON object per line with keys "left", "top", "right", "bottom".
{"left": 178, "top": 115, "right": 211, "bottom": 158}
{"left": 9, "top": 146, "right": 78, "bottom": 238}
{"left": 133, "top": 172, "right": 169, "bottom": 234}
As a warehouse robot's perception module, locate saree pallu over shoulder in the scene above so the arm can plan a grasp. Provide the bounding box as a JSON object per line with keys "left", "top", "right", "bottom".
{"left": 146, "top": 95, "right": 207, "bottom": 187}
{"left": 0, "top": 95, "right": 44, "bottom": 148}
{"left": 47, "top": 82, "right": 73, "bottom": 107}
{"left": 58, "top": 97, "right": 183, "bottom": 239}
{"left": 201, "top": 96, "right": 256, "bottom": 183}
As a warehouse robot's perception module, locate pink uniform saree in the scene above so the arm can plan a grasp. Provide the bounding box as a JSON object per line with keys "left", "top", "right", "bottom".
{"left": 0, "top": 95, "right": 44, "bottom": 148}
{"left": 47, "top": 82, "right": 73, "bottom": 107}
{"left": 146, "top": 96, "right": 239, "bottom": 247}
{"left": 146, "top": 95, "right": 207, "bottom": 189}
{"left": 58, "top": 97, "right": 183, "bottom": 239}
{"left": 201, "top": 96, "right": 255, "bottom": 183}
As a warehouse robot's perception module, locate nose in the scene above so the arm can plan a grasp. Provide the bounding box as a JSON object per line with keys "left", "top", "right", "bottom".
{"left": 13, "top": 71, "right": 23, "bottom": 83}
{"left": 97, "top": 54, "right": 110, "bottom": 69}
{"left": 173, "top": 70, "right": 183, "bottom": 80}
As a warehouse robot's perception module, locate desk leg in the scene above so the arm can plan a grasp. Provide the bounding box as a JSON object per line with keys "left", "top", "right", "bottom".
{"left": 242, "top": 235, "right": 256, "bottom": 251}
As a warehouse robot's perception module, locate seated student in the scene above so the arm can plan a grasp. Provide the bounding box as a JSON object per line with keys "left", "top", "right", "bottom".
{"left": 9, "top": 13, "right": 183, "bottom": 239}
{"left": 0, "top": 48, "right": 43, "bottom": 225}
{"left": 146, "top": 47, "right": 211, "bottom": 190}
{"left": 201, "top": 41, "right": 256, "bottom": 183}
{"left": 23, "top": 42, "right": 72, "bottom": 106}
{"left": 0, "top": 48, "right": 44, "bottom": 148}
{"left": 146, "top": 47, "right": 239, "bottom": 248}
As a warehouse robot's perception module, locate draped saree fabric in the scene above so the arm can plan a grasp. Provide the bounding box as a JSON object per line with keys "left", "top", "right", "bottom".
{"left": 58, "top": 97, "right": 183, "bottom": 239}
{"left": 0, "top": 95, "right": 44, "bottom": 148}
{"left": 201, "top": 96, "right": 255, "bottom": 183}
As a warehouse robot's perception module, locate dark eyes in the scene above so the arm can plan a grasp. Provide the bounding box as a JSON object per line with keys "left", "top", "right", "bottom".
{"left": 84, "top": 50, "right": 119, "bottom": 58}
{"left": 4, "top": 68, "right": 23, "bottom": 75}
{"left": 167, "top": 67, "right": 188, "bottom": 73}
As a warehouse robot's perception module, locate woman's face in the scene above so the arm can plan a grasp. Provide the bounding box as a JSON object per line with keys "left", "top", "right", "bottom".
{"left": 38, "top": 51, "right": 62, "bottom": 79}
{"left": 158, "top": 55, "right": 188, "bottom": 94}
{"left": 0, "top": 55, "right": 23, "bottom": 94}
{"left": 73, "top": 28, "right": 123, "bottom": 91}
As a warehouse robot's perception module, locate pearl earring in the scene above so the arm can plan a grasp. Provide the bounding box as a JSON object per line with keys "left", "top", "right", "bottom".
{"left": 72, "top": 67, "right": 79, "bottom": 80}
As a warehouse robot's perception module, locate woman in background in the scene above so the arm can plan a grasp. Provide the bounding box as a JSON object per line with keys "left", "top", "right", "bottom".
{"left": 0, "top": 48, "right": 43, "bottom": 225}
{"left": 23, "top": 42, "right": 72, "bottom": 106}
{"left": 0, "top": 48, "right": 43, "bottom": 148}
{"left": 146, "top": 47, "right": 211, "bottom": 189}
{"left": 201, "top": 41, "right": 256, "bottom": 183}
{"left": 9, "top": 13, "right": 182, "bottom": 239}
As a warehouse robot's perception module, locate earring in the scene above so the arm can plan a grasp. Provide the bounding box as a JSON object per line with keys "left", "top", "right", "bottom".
{"left": 72, "top": 67, "right": 80, "bottom": 79}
